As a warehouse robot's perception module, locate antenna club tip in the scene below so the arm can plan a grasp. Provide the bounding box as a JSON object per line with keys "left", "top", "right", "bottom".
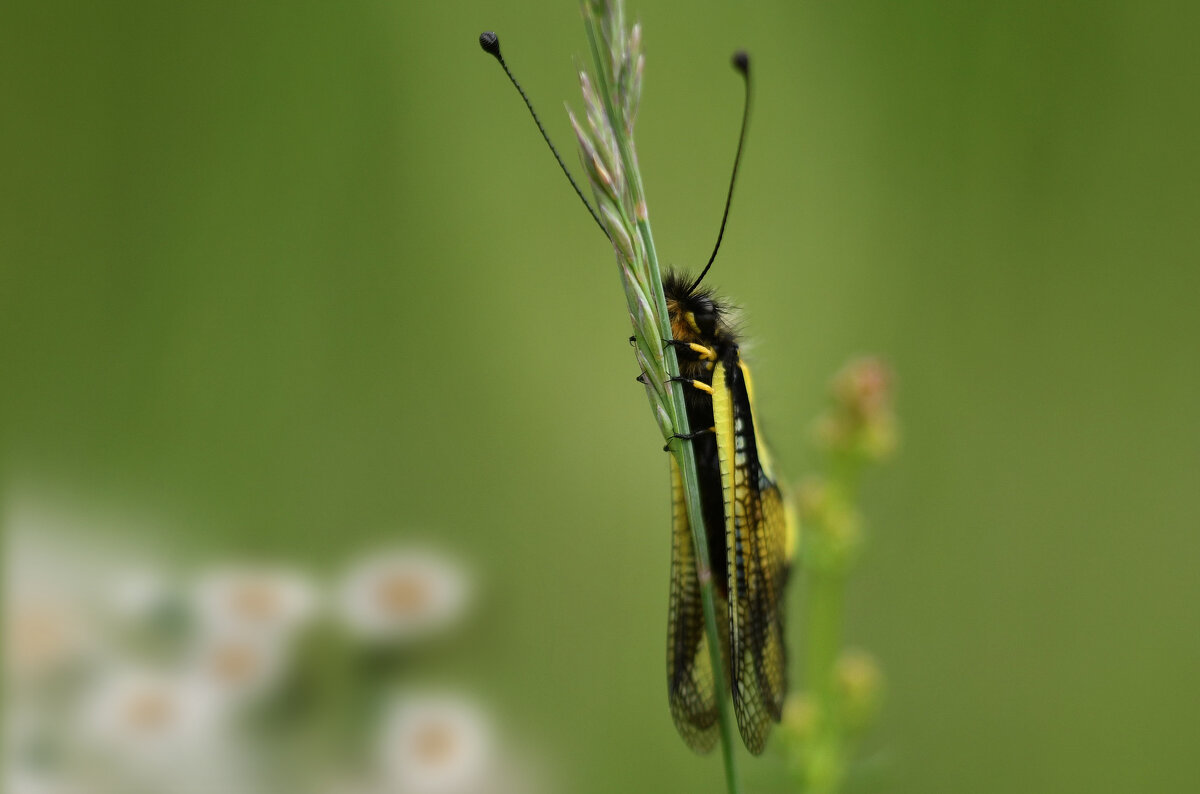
{"left": 732, "top": 50, "right": 750, "bottom": 75}
{"left": 479, "top": 31, "right": 501, "bottom": 58}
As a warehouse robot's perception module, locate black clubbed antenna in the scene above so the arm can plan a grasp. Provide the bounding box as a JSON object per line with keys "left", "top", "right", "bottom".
{"left": 688, "top": 50, "right": 752, "bottom": 294}
{"left": 479, "top": 32, "right": 608, "bottom": 239}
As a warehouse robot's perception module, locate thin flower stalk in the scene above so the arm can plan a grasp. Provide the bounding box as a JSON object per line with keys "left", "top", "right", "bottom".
{"left": 782, "top": 357, "right": 895, "bottom": 793}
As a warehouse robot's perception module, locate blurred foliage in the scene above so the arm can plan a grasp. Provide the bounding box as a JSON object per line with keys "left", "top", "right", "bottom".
{"left": 781, "top": 358, "right": 895, "bottom": 793}
{"left": 3, "top": 1, "right": 1199, "bottom": 793}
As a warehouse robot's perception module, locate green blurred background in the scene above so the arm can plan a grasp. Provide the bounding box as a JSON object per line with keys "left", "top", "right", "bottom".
{"left": 4, "top": 1, "right": 1199, "bottom": 792}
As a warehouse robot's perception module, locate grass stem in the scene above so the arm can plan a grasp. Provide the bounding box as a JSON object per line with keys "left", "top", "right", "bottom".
{"left": 577, "top": 2, "right": 742, "bottom": 790}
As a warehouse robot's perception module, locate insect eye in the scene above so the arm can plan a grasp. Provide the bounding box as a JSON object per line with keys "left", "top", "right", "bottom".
{"left": 693, "top": 301, "right": 718, "bottom": 332}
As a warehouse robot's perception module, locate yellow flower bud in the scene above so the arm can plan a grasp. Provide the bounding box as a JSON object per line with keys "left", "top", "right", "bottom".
{"left": 835, "top": 648, "right": 884, "bottom": 732}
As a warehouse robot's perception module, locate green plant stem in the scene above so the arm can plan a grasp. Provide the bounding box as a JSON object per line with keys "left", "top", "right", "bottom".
{"left": 803, "top": 566, "right": 847, "bottom": 794}
{"left": 805, "top": 569, "right": 844, "bottom": 708}
{"left": 582, "top": 7, "right": 741, "bottom": 792}
{"left": 802, "top": 459, "right": 863, "bottom": 794}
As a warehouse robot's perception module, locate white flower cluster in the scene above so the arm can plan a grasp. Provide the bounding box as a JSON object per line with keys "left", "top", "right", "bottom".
{"left": 4, "top": 521, "right": 524, "bottom": 794}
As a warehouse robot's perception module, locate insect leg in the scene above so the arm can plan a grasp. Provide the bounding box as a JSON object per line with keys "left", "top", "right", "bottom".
{"left": 669, "top": 375, "right": 715, "bottom": 395}
{"left": 665, "top": 339, "right": 718, "bottom": 361}
{"left": 663, "top": 427, "right": 716, "bottom": 452}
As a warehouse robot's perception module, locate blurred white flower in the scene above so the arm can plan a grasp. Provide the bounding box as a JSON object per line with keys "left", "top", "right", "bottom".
{"left": 5, "top": 524, "right": 100, "bottom": 683}
{"left": 5, "top": 767, "right": 90, "bottom": 794}
{"left": 79, "top": 668, "right": 223, "bottom": 765}
{"left": 317, "top": 777, "right": 381, "bottom": 794}
{"left": 193, "top": 565, "right": 318, "bottom": 638}
{"left": 77, "top": 667, "right": 257, "bottom": 794}
{"left": 337, "top": 550, "right": 470, "bottom": 642}
{"left": 377, "top": 694, "right": 493, "bottom": 794}
{"left": 4, "top": 588, "right": 92, "bottom": 682}
{"left": 4, "top": 706, "right": 58, "bottom": 794}
{"left": 186, "top": 630, "right": 288, "bottom": 705}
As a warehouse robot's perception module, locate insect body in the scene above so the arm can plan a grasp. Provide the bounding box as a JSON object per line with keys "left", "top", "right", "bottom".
{"left": 663, "top": 272, "right": 794, "bottom": 755}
